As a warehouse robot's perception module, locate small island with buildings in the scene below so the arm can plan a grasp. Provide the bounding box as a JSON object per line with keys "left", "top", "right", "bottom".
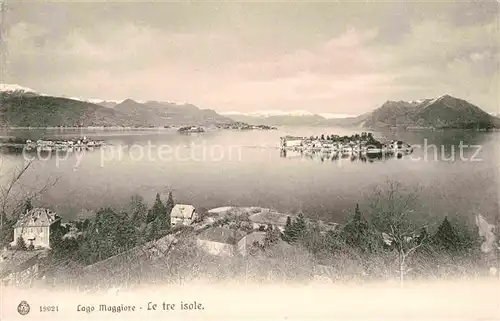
{"left": 280, "top": 132, "right": 413, "bottom": 159}
{"left": 178, "top": 122, "right": 277, "bottom": 133}
{"left": 0, "top": 136, "right": 106, "bottom": 152}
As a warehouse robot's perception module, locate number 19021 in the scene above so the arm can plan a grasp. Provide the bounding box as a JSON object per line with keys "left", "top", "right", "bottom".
{"left": 40, "top": 305, "right": 59, "bottom": 312}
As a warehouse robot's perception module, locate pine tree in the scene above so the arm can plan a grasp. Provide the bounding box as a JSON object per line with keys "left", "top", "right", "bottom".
{"left": 292, "top": 213, "right": 307, "bottom": 241}
{"left": 147, "top": 193, "right": 167, "bottom": 228}
{"left": 147, "top": 218, "right": 160, "bottom": 241}
{"left": 94, "top": 207, "right": 121, "bottom": 258}
{"left": 283, "top": 216, "right": 293, "bottom": 242}
{"left": 164, "top": 191, "right": 174, "bottom": 228}
{"left": 285, "top": 213, "right": 307, "bottom": 243}
{"left": 116, "top": 212, "right": 139, "bottom": 251}
{"left": 16, "top": 236, "right": 27, "bottom": 250}
{"left": 129, "top": 194, "right": 148, "bottom": 224}
{"left": 341, "top": 204, "right": 375, "bottom": 252}
{"left": 433, "top": 217, "right": 460, "bottom": 251}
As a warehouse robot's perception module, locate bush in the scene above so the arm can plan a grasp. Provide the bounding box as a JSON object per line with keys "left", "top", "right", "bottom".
{"left": 16, "top": 236, "right": 27, "bottom": 250}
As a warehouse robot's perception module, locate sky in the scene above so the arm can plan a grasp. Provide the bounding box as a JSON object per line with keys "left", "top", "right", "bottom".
{"left": 2, "top": 0, "right": 499, "bottom": 115}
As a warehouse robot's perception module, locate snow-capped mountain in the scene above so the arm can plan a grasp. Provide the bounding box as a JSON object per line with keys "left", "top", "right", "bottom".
{"left": 0, "top": 83, "right": 39, "bottom": 94}
{"left": 318, "top": 113, "right": 358, "bottom": 119}
{"left": 362, "top": 94, "right": 499, "bottom": 129}
{"left": 0, "top": 83, "right": 126, "bottom": 105}
{"left": 220, "top": 110, "right": 356, "bottom": 119}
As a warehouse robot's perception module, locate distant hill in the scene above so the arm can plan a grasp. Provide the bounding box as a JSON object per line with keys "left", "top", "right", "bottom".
{"left": 361, "top": 95, "right": 500, "bottom": 130}
{"left": 114, "top": 99, "right": 234, "bottom": 126}
{"left": 225, "top": 95, "right": 499, "bottom": 130}
{"left": 97, "top": 101, "right": 119, "bottom": 109}
{"left": 0, "top": 92, "right": 134, "bottom": 127}
{"left": 226, "top": 113, "right": 364, "bottom": 127}
{"left": 0, "top": 91, "right": 235, "bottom": 128}
{"left": 227, "top": 114, "right": 329, "bottom": 126}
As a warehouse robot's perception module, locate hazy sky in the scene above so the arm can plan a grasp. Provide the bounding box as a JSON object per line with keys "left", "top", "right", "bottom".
{"left": 2, "top": 1, "right": 499, "bottom": 115}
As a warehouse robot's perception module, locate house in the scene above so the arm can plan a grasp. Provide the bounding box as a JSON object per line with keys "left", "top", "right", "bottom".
{"left": 197, "top": 228, "right": 270, "bottom": 257}
{"left": 0, "top": 249, "right": 41, "bottom": 286}
{"left": 196, "top": 227, "right": 246, "bottom": 256}
{"left": 236, "top": 231, "right": 266, "bottom": 256}
{"left": 11, "top": 208, "right": 61, "bottom": 249}
{"left": 171, "top": 204, "right": 197, "bottom": 226}
{"left": 280, "top": 136, "right": 304, "bottom": 148}
{"left": 248, "top": 210, "right": 292, "bottom": 232}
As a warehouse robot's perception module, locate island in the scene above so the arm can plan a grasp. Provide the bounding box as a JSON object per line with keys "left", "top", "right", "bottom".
{"left": 280, "top": 132, "right": 413, "bottom": 157}
{"left": 0, "top": 136, "right": 106, "bottom": 152}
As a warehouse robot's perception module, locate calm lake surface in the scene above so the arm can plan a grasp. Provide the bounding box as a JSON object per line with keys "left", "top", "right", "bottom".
{"left": 0, "top": 127, "right": 498, "bottom": 225}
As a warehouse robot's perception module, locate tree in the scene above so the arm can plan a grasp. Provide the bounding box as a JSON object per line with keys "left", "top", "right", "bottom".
{"left": 1, "top": 161, "right": 58, "bottom": 228}
{"left": 147, "top": 218, "right": 160, "bottom": 242}
{"left": 116, "top": 211, "right": 139, "bottom": 251}
{"left": 16, "top": 236, "right": 27, "bottom": 250}
{"left": 341, "top": 204, "right": 379, "bottom": 253}
{"left": 370, "top": 181, "right": 429, "bottom": 286}
{"left": 0, "top": 212, "right": 13, "bottom": 246}
{"left": 164, "top": 191, "right": 175, "bottom": 227}
{"left": 24, "top": 199, "right": 33, "bottom": 213}
{"left": 0, "top": 161, "right": 58, "bottom": 247}
{"left": 433, "top": 217, "right": 460, "bottom": 252}
{"left": 147, "top": 193, "right": 167, "bottom": 229}
{"left": 264, "top": 225, "right": 281, "bottom": 247}
{"left": 301, "top": 223, "right": 327, "bottom": 255}
{"left": 50, "top": 226, "right": 65, "bottom": 250}
{"left": 78, "top": 207, "right": 139, "bottom": 264}
{"left": 293, "top": 213, "right": 307, "bottom": 239}
{"left": 286, "top": 213, "right": 307, "bottom": 243}
{"left": 129, "top": 194, "right": 148, "bottom": 224}
{"left": 283, "top": 216, "right": 293, "bottom": 242}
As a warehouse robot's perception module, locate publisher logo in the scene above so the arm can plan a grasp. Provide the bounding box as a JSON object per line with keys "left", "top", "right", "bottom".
{"left": 17, "top": 301, "right": 30, "bottom": 316}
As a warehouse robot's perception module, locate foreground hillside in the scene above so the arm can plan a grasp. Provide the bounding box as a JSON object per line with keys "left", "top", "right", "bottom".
{"left": 0, "top": 91, "right": 234, "bottom": 127}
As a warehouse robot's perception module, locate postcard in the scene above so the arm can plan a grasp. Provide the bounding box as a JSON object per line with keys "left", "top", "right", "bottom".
{"left": 0, "top": 1, "right": 499, "bottom": 320}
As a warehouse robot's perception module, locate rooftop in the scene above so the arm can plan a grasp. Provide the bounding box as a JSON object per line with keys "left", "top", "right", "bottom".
{"left": 197, "top": 227, "right": 246, "bottom": 245}
{"left": 171, "top": 204, "right": 196, "bottom": 219}
{"left": 248, "top": 210, "right": 292, "bottom": 226}
{"left": 14, "top": 208, "right": 60, "bottom": 228}
{"left": 239, "top": 231, "right": 266, "bottom": 245}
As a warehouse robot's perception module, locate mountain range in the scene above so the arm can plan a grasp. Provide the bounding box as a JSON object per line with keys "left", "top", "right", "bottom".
{"left": 0, "top": 84, "right": 233, "bottom": 127}
{"left": 0, "top": 84, "right": 497, "bottom": 129}
{"left": 224, "top": 95, "right": 500, "bottom": 130}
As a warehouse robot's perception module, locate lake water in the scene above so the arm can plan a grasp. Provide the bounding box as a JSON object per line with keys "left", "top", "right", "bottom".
{"left": 0, "top": 127, "right": 498, "bottom": 225}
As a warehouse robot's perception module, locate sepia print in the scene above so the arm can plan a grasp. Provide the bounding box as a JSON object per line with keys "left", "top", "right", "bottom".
{"left": 0, "top": 0, "right": 499, "bottom": 320}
